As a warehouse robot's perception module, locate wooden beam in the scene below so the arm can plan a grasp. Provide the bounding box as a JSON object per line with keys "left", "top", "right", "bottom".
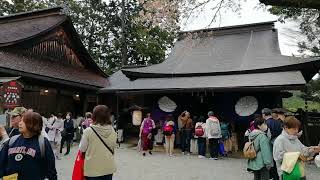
{"left": 259, "top": 0, "right": 320, "bottom": 9}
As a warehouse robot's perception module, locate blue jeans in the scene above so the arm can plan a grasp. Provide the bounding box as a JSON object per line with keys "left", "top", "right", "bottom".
{"left": 85, "top": 174, "right": 113, "bottom": 180}
{"left": 197, "top": 137, "right": 206, "bottom": 156}
{"left": 181, "top": 129, "right": 191, "bottom": 153}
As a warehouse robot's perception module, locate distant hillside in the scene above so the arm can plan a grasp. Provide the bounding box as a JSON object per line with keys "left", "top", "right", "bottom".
{"left": 283, "top": 91, "right": 320, "bottom": 112}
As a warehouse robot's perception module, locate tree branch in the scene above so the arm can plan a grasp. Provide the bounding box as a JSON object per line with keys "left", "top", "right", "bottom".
{"left": 184, "top": 0, "right": 212, "bottom": 24}
{"left": 207, "top": 0, "right": 224, "bottom": 27}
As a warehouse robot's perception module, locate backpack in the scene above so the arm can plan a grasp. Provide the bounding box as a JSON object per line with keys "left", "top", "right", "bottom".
{"left": 195, "top": 124, "right": 204, "bottom": 137}
{"left": 208, "top": 118, "right": 220, "bottom": 137}
{"left": 243, "top": 140, "right": 256, "bottom": 159}
{"left": 163, "top": 125, "right": 173, "bottom": 136}
{"left": 9, "top": 134, "right": 46, "bottom": 158}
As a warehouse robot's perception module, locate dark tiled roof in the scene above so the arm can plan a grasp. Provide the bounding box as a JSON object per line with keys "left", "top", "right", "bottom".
{"left": 101, "top": 70, "right": 305, "bottom": 92}
{"left": 122, "top": 22, "right": 319, "bottom": 79}
{"left": 0, "top": 51, "right": 107, "bottom": 88}
{"left": 0, "top": 7, "right": 107, "bottom": 78}
{"left": 0, "top": 15, "right": 65, "bottom": 46}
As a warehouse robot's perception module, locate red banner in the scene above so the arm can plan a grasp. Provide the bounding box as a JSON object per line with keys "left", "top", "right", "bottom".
{"left": 2, "top": 81, "right": 22, "bottom": 109}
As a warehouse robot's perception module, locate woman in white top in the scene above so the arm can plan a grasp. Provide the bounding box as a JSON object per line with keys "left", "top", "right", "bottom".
{"left": 47, "top": 113, "right": 64, "bottom": 159}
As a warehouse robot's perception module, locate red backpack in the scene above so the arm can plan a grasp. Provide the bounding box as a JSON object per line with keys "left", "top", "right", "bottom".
{"left": 163, "top": 125, "right": 173, "bottom": 136}
{"left": 195, "top": 124, "right": 205, "bottom": 137}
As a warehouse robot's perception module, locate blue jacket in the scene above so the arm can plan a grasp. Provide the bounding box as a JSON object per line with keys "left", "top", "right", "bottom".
{"left": 0, "top": 135, "right": 57, "bottom": 180}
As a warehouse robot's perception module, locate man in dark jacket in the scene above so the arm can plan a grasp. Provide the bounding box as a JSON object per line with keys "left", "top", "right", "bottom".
{"left": 60, "top": 112, "right": 74, "bottom": 155}
{"left": 262, "top": 108, "right": 282, "bottom": 180}
{"left": 262, "top": 108, "right": 282, "bottom": 143}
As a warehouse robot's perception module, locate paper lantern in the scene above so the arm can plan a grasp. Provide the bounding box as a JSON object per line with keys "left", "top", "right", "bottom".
{"left": 132, "top": 110, "right": 142, "bottom": 126}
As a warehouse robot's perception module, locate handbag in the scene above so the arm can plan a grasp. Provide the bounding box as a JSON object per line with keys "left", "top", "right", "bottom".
{"left": 45, "top": 119, "right": 56, "bottom": 133}
{"left": 61, "top": 129, "right": 67, "bottom": 137}
{"left": 3, "top": 173, "right": 18, "bottom": 180}
{"left": 91, "top": 127, "right": 114, "bottom": 155}
{"left": 243, "top": 140, "right": 256, "bottom": 159}
{"left": 72, "top": 150, "right": 85, "bottom": 180}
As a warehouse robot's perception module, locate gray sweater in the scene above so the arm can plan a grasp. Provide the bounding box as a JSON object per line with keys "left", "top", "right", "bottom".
{"left": 273, "top": 130, "right": 314, "bottom": 176}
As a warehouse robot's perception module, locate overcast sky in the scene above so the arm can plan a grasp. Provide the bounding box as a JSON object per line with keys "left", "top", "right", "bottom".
{"left": 181, "top": 0, "right": 303, "bottom": 57}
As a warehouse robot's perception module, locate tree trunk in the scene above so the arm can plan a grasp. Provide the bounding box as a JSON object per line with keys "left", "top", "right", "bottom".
{"left": 120, "top": 0, "right": 128, "bottom": 67}
{"left": 260, "top": 0, "right": 320, "bottom": 9}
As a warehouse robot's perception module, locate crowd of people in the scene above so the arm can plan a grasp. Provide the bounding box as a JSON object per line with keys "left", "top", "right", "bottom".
{"left": 246, "top": 108, "right": 320, "bottom": 180}
{"left": 0, "top": 105, "right": 116, "bottom": 180}
{"left": 138, "top": 108, "right": 320, "bottom": 180}
{"left": 139, "top": 110, "right": 233, "bottom": 159}
{"left": 0, "top": 105, "right": 319, "bottom": 180}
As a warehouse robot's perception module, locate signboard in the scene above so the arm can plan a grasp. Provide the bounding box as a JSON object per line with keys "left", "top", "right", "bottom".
{"left": 2, "top": 81, "right": 23, "bottom": 109}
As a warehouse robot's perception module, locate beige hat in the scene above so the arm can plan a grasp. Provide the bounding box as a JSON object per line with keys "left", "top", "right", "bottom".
{"left": 8, "top": 107, "right": 27, "bottom": 116}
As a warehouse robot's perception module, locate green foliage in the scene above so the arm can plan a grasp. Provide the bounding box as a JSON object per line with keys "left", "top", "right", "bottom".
{"left": 269, "top": 6, "right": 320, "bottom": 56}
{"left": 0, "top": 0, "right": 176, "bottom": 74}
{"left": 283, "top": 91, "right": 320, "bottom": 112}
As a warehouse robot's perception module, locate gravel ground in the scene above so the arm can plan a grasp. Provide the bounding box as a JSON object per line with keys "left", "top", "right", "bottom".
{"left": 57, "top": 145, "right": 320, "bottom": 180}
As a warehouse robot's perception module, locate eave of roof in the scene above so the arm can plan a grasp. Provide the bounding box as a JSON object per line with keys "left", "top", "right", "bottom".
{"left": 100, "top": 70, "right": 306, "bottom": 93}
{"left": 122, "top": 58, "right": 320, "bottom": 81}
{"left": 0, "top": 51, "right": 108, "bottom": 89}
{"left": 0, "top": 76, "right": 20, "bottom": 83}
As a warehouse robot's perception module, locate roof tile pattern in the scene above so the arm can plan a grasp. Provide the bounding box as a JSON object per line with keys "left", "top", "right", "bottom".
{"left": 0, "top": 51, "right": 107, "bottom": 88}
{"left": 0, "top": 15, "right": 65, "bottom": 46}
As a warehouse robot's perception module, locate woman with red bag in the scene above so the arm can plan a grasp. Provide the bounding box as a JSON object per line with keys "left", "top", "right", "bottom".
{"left": 76, "top": 105, "right": 117, "bottom": 180}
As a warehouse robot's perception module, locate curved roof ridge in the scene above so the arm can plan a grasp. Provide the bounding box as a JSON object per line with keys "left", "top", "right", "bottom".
{"left": 0, "top": 6, "right": 63, "bottom": 21}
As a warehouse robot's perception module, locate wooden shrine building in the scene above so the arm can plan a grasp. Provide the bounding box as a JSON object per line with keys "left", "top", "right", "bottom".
{"left": 0, "top": 7, "right": 108, "bottom": 116}
{"left": 101, "top": 21, "right": 320, "bottom": 143}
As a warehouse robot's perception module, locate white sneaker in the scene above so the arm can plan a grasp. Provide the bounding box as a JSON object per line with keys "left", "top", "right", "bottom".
{"left": 198, "top": 155, "right": 205, "bottom": 159}
{"left": 186, "top": 153, "right": 191, "bottom": 156}
{"left": 209, "top": 157, "right": 218, "bottom": 160}
{"left": 182, "top": 152, "right": 185, "bottom": 155}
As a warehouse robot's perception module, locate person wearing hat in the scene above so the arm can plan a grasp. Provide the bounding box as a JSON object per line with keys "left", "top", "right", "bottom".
{"left": 262, "top": 108, "right": 282, "bottom": 180}
{"left": 6, "top": 107, "right": 27, "bottom": 138}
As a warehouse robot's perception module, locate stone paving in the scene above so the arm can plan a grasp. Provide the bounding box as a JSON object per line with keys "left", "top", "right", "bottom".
{"left": 57, "top": 145, "right": 320, "bottom": 180}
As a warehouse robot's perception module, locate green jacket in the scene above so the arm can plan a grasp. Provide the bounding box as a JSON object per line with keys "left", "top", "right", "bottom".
{"left": 247, "top": 129, "right": 273, "bottom": 171}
